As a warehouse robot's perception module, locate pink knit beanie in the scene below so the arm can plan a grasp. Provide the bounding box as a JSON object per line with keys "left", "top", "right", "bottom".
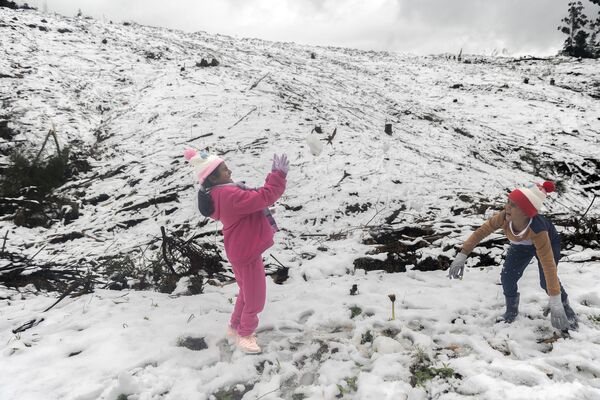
{"left": 184, "top": 148, "right": 223, "bottom": 185}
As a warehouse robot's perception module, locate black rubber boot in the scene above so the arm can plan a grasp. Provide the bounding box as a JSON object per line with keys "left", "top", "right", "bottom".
{"left": 501, "top": 294, "right": 520, "bottom": 323}
{"left": 563, "top": 298, "right": 579, "bottom": 331}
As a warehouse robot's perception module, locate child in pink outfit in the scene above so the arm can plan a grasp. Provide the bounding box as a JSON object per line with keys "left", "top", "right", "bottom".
{"left": 184, "top": 149, "right": 288, "bottom": 354}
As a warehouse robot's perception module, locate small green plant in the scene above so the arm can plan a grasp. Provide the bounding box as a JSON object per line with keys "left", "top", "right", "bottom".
{"left": 412, "top": 367, "right": 435, "bottom": 387}
{"left": 349, "top": 305, "right": 362, "bottom": 319}
{"left": 212, "top": 384, "right": 253, "bottom": 400}
{"left": 345, "top": 376, "right": 358, "bottom": 391}
{"left": 412, "top": 365, "right": 455, "bottom": 387}
{"left": 432, "top": 365, "right": 454, "bottom": 379}
{"left": 413, "top": 346, "right": 429, "bottom": 365}
{"left": 409, "top": 348, "right": 455, "bottom": 387}
{"left": 588, "top": 314, "right": 600, "bottom": 324}
{"left": 116, "top": 395, "right": 128, "bottom": 400}
{"left": 360, "top": 330, "right": 374, "bottom": 344}
{"left": 336, "top": 376, "right": 358, "bottom": 397}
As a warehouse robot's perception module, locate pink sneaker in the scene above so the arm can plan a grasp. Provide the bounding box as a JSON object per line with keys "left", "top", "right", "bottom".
{"left": 236, "top": 334, "right": 261, "bottom": 354}
{"left": 226, "top": 326, "right": 238, "bottom": 344}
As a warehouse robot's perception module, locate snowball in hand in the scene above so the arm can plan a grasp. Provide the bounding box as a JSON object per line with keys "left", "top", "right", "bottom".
{"left": 306, "top": 133, "right": 323, "bottom": 156}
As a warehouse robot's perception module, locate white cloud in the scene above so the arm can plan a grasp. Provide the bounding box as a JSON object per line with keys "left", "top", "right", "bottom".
{"left": 27, "top": 0, "right": 600, "bottom": 55}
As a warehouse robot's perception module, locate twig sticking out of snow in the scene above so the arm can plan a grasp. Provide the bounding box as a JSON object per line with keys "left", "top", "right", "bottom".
{"left": 580, "top": 194, "right": 597, "bottom": 222}
{"left": 334, "top": 170, "right": 351, "bottom": 188}
{"left": 248, "top": 72, "right": 270, "bottom": 91}
{"left": 228, "top": 106, "right": 258, "bottom": 130}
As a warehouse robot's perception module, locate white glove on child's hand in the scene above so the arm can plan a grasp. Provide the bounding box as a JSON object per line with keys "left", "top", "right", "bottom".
{"left": 272, "top": 154, "right": 289, "bottom": 176}
{"left": 549, "top": 295, "right": 569, "bottom": 330}
{"left": 448, "top": 252, "right": 467, "bottom": 279}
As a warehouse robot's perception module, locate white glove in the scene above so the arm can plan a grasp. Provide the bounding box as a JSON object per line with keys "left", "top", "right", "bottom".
{"left": 448, "top": 252, "right": 467, "bottom": 279}
{"left": 549, "top": 295, "right": 569, "bottom": 330}
{"left": 271, "top": 154, "right": 289, "bottom": 176}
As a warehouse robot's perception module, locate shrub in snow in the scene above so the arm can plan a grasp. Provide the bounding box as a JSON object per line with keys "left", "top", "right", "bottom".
{"left": 103, "top": 251, "right": 179, "bottom": 292}
{"left": 349, "top": 305, "right": 362, "bottom": 319}
{"left": 360, "top": 330, "right": 374, "bottom": 344}
{"left": 1, "top": 149, "right": 70, "bottom": 198}
{"left": 0, "top": 0, "right": 35, "bottom": 9}
{"left": 102, "top": 228, "right": 225, "bottom": 293}
{"left": 144, "top": 50, "right": 163, "bottom": 60}
{"left": 104, "top": 253, "right": 151, "bottom": 291}
{"left": 0, "top": 118, "right": 17, "bottom": 141}
{"left": 0, "top": 141, "right": 86, "bottom": 227}
{"left": 196, "top": 58, "right": 220, "bottom": 67}
{"left": 171, "top": 276, "right": 204, "bottom": 296}
{"left": 176, "top": 336, "right": 208, "bottom": 351}
{"left": 409, "top": 347, "right": 457, "bottom": 388}
{"left": 0, "top": 0, "right": 18, "bottom": 8}
{"left": 589, "top": 314, "right": 600, "bottom": 324}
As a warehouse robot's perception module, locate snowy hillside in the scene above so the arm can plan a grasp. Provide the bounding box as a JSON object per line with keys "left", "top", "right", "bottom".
{"left": 1, "top": 6, "right": 600, "bottom": 400}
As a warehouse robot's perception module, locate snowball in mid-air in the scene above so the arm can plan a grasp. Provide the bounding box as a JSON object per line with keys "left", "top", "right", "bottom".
{"left": 306, "top": 133, "right": 323, "bottom": 156}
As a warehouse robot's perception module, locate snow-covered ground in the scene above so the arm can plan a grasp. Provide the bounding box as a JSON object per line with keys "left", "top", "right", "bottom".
{"left": 1, "top": 7, "right": 600, "bottom": 400}
{"left": 3, "top": 263, "right": 600, "bottom": 400}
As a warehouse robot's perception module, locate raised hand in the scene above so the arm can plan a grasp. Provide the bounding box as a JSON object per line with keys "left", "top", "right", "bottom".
{"left": 272, "top": 153, "right": 289, "bottom": 176}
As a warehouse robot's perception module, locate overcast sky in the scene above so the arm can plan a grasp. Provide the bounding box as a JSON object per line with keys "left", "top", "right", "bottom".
{"left": 26, "top": 0, "right": 600, "bottom": 56}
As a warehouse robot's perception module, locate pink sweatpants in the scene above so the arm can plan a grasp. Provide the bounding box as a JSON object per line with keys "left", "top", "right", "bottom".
{"left": 229, "top": 255, "right": 267, "bottom": 337}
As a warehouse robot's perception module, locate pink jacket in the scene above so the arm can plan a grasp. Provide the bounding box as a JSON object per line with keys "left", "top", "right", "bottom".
{"left": 210, "top": 171, "right": 286, "bottom": 264}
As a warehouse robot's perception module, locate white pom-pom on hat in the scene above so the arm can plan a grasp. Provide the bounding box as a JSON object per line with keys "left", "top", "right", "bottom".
{"left": 508, "top": 180, "right": 556, "bottom": 217}
{"left": 183, "top": 148, "right": 197, "bottom": 161}
{"left": 183, "top": 148, "right": 224, "bottom": 184}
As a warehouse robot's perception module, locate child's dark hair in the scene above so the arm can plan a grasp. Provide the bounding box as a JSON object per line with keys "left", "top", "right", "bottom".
{"left": 197, "top": 168, "right": 220, "bottom": 217}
